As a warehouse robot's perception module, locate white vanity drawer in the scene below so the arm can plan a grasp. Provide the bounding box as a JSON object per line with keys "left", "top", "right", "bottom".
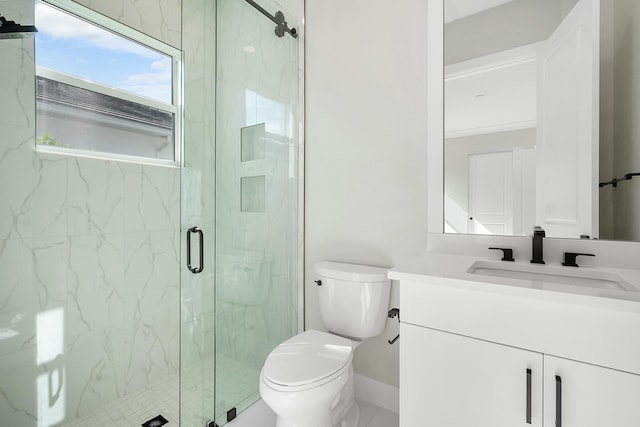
{"left": 399, "top": 277, "right": 640, "bottom": 375}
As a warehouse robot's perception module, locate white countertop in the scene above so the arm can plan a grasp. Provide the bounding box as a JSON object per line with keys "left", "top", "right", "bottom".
{"left": 389, "top": 252, "right": 640, "bottom": 307}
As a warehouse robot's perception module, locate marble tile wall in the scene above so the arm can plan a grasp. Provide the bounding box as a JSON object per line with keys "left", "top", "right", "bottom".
{"left": 0, "top": 0, "right": 181, "bottom": 425}
{"left": 71, "top": 0, "right": 182, "bottom": 50}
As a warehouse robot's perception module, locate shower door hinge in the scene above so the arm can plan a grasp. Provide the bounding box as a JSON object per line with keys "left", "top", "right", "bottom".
{"left": 227, "top": 407, "right": 237, "bottom": 422}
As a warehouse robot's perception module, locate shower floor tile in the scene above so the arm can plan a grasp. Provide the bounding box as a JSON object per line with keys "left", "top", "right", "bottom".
{"left": 55, "top": 356, "right": 261, "bottom": 427}
{"left": 214, "top": 354, "right": 261, "bottom": 423}
{"left": 56, "top": 374, "right": 179, "bottom": 427}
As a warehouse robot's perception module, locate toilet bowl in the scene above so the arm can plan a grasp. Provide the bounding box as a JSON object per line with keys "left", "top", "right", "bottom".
{"left": 260, "top": 330, "right": 359, "bottom": 427}
{"left": 260, "top": 262, "right": 390, "bottom": 427}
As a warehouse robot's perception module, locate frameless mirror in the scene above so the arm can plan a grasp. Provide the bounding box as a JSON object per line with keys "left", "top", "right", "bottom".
{"left": 443, "top": 0, "right": 640, "bottom": 241}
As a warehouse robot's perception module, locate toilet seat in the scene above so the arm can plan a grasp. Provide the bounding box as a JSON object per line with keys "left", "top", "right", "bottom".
{"left": 262, "top": 330, "right": 353, "bottom": 391}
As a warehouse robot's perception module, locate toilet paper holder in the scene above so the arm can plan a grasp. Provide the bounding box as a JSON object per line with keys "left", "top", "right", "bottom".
{"left": 387, "top": 308, "right": 400, "bottom": 345}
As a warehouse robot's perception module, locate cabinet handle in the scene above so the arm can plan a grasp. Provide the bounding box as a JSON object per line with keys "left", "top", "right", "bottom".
{"left": 555, "top": 375, "right": 562, "bottom": 427}
{"left": 526, "top": 369, "right": 532, "bottom": 424}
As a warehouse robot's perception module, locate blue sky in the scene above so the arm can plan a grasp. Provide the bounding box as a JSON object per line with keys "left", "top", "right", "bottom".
{"left": 34, "top": 1, "right": 172, "bottom": 104}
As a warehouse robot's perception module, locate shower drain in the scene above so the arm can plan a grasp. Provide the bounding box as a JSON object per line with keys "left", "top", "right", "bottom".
{"left": 141, "top": 414, "right": 169, "bottom": 427}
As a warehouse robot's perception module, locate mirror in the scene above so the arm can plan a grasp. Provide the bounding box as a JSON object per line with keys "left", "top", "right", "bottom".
{"left": 443, "top": 0, "right": 640, "bottom": 241}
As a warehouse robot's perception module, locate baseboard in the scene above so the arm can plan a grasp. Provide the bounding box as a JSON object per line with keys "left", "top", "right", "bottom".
{"left": 354, "top": 374, "right": 399, "bottom": 414}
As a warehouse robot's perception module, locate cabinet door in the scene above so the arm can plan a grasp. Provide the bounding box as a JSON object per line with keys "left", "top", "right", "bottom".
{"left": 401, "top": 324, "right": 542, "bottom": 427}
{"left": 543, "top": 355, "right": 640, "bottom": 427}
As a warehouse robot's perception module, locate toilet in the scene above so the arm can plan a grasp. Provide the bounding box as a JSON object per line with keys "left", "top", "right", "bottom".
{"left": 260, "top": 261, "right": 391, "bottom": 427}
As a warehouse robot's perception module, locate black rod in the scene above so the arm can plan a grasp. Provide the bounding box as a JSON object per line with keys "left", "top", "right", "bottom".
{"left": 0, "top": 15, "right": 38, "bottom": 38}
{"left": 525, "top": 369, "right": 532, "bottom": 424}
{"left": 244, "top": 0, "right": 278, "bottom": 25}
{"left": 599, "top": 172, "right": 640, "bottom": 188}
{"left": 555, "top": 376, "right": 562, "bottom": 427}
{"left": 243, "top": 0, "right": 298, "bottom": 39}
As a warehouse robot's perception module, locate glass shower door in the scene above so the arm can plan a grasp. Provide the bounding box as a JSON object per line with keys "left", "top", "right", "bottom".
{"left": 181, "top": 0, "right": 301, "bottom": 425}
{"left": 213, "top": 0, "right": 300, "bottom": 424}
{"left": 181, "top": 0, "right": 217, "bottom": 425}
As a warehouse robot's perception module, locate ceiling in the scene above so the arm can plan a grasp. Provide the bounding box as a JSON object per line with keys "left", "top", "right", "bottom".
{"left": 444, "top": 45, "right": 538, "bottom": 138}
{"left": 444, "top": 0, "right": 516, "bottom": 23}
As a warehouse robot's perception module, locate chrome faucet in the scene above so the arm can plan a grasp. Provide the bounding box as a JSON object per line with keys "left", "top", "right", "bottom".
{"left": 530, "top": 226, "right": 546, "bottom": 264}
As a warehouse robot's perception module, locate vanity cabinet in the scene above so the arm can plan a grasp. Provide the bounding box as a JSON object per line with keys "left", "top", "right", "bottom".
{"left": 392, "top": 253, "right": 640, "bottom": 426}
{"left": 401, "top": 324, "right": 543, "bottom": 427}
{"left": 542, "top": 355, "right": 640, "bottom": 427}
{"left": 401, "top": 324, "right": 640, "bottom": 427}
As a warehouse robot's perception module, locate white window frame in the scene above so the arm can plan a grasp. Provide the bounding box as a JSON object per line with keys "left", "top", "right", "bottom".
{"left": 35, "top": 0, "right": 183, "bottom": 167}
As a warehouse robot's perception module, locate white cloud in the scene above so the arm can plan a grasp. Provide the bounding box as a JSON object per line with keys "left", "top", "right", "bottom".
{"left": 151, "top": 57, "right": 172, "bottom": 71}
{"left": 120, "top": 80, "right": 172, "bottom": 103}
{"left": 118, "top": 62, "right": 172, "bottom": 104}
{"left": 126, "top": 72, "right": 171, "bottom": 85}
{"left": 34, "top": 2, "right": 173, "bottom": 104}
{"left": 35, "top": 2, "right": 162, "bottom": 59}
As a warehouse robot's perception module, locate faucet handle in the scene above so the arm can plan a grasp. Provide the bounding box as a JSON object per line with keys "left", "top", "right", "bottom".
{"left": 489, "top": 247, "right": 515, "bottom": 262}
{"left": 533, "top": 226, "right": 546, "bottom": 237}
{"left": 562, "top": 252, "right": 595, "bottom": 267}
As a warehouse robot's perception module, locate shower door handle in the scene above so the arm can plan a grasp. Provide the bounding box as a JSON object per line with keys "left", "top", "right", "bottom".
{"left": 555, "top": 375, "right": 562, "bottom": 427}
{"left": 526, "top": 369, "right": 532, "bottom": 424}
{"left": 187, "top": 226, "right": 204, "bottom": 274}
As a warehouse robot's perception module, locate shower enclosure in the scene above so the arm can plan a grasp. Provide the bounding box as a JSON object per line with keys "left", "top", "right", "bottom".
{"left": 0, "top": 0, "right": 301, "bottom": 425}
{"left": 181, "top": 0, "right": 302, "bottom": 425}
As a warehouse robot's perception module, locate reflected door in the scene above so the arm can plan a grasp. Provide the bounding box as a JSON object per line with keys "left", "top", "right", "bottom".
{"left": 536, "top": 0, "right": 599, "bottom": 238}
{"left": 468, "top": 151, "right": 514, "bottom": 235}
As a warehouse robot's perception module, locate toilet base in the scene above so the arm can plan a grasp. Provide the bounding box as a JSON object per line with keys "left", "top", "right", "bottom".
{"left": 273, "top": 401, "right": 359, "bottom": 427}
{"left": 331, "top": 367, "right": 359, "bottom": 427}
{"left": 263, "top": 365, "right": 359, "bottom": 427}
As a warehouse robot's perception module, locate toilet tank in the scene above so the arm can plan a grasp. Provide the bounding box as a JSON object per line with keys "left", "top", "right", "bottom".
{"left": 315, "top": 261, "right": 391, "bottom": 339}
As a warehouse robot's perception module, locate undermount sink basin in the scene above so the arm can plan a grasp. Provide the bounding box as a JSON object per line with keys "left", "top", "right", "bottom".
{"left": 467, "top": 260, "right": 639, "bottom": 292}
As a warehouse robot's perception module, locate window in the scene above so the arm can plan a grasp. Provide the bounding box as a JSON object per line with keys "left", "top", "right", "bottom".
{"left": 34, "top": 0, "right": 181, "bottom": 165}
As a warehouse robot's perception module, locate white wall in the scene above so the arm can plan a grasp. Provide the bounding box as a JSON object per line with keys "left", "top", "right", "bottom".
{"left": 600, "top": 0, "right": 615, "bottom": 239}
{"left": 599, "top": 0, "right": 640, "bottom": 241}
{"left": 305, "top": 0, "right": 428, "bottom": 388}
{"left": 611, "top": 0, "right": 640, "bottom": 240}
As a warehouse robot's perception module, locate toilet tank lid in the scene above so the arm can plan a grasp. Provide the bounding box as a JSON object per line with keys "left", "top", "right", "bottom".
{"left": 315, "top": 261, "right": 389, "bottom": 282}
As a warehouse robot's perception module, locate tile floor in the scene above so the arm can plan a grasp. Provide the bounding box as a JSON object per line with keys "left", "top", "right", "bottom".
{"left": 227, "top": 398, "right": 398, "bottom": 427}
{"left": 55, "top": 357, "right": 398, "bottom": 427}
{"left": 212, "top": 355, "right": 261, "bottom": 425}
{"left": 357, "top": 400, "right": 400, "bottom": 427}
{"left": 178, "top": 354, "right": 262, "bottom": 426}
